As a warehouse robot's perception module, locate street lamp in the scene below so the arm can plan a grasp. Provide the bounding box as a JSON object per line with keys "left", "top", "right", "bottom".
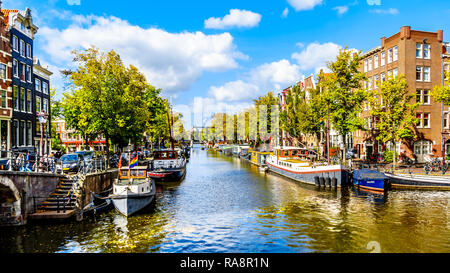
{"left": 37, "top": 110, "right": 48, "bottom": 170}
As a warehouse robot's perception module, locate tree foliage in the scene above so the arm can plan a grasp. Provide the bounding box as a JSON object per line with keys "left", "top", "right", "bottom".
{"left": 431, "top": 70, "right": 450, "bottom": 105}
{"left": 320, "top": 47, "right": 368, "bottom": 160}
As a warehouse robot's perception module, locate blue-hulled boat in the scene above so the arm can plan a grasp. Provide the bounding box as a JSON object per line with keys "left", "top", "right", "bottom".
{"left": 352, "top": 169, "right": 388, "bottom": 192}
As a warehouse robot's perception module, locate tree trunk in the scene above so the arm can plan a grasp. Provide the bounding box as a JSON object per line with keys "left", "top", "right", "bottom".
{"left": 392, "top": 140, "right": 396, "bottom": 173}
{"left": 342, "top": 134, "right": 347, "bottom": 166}
{"left": 105, "top": 134, "right": 110, "bottom": 168}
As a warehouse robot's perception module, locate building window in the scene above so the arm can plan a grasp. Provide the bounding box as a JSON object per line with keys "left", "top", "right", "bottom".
{"left": 388, "top": 70, "right": 393, "bottom": 79}
{"left": 27, "top": 121, "right": 32, "bottom": 146}
{"left": 423, "top": 67, "right": 430, "bottom": 82}
{"left": 20, "top": 88, "right": 25, "bottom": 112}
{"left": 12, "top": 35, "right": 19, "bottom": 51}
{"left": 13, "top": 59, "right": 18, "bottom": 77}
{"left": 364, "top": 60, "right": 368, "bottom": 72}
{"left": 444, "top": 112, "right": 448, "bottom": 129}
{"left": 13, "top": 86, "right": 18, "bottom": 110}
{"left": 0, "top": 64, "right": 6, "bottom": 79}
{"left": 43, "top": 82, "right": 49, "bottom": 94}
{"left": 374, "top": 75, "right": 379, "bottom": 88}
{"left": 416, "top": 113, "right": 431, "bottom": 128}
{"left": 393, "top": 68, "right": 398, "bottom": 78}
{"left": 414, "top": 140, "right": 432, "bottom": 155}
{"left": 423, "top": 90, "right": 430, "bottom": 104}
{"left": 13, "top": 120, "right": 18, "bottom": 147}
{"left": 393, "top": 46, "right": 398, "bottom": 61}
{"left": 1, "top": 90, "right": 6, "bottom": 108}
{"left": 36, "top": 96, "right": 41, "bottom": 112}
{"left": 36, "top": 118, "right": 40, "bottom": 135}
{"left": 381, "top": 72, "right": 386, "bottom": 83}
{"left": 19, "top": 40, "right": 25, "bottom": 57}
{"left": 416, "top": 66, "right": 423, "bottom": 81}
{"left": 416, "top": 43, "right": 423, "bottom": 58}
{"left": 35, "top": 79, "right": 41, "bottom": 91}
{"left": 27, "top": 89, "right": 32, "bottom": 113}
{"left": 19, "top": 121, "right": 24, "bottom": 146}
{"left": 423, "top": 44, "right": 430, "bottom": 59}
{"left": 368, "top": 57, "right": 372, "bottom": 71}
{"left": 43, "top": 98, "right": 48, "bottom": 113}
{"left": 374, "top": 55, "right": 379, "bottom": 69}
{"left": 26, "top": 65, "right": 31, "bottom": 82}
{"left": 26, "top": 43, "right": 32, "bottom": 58}
{"left": 20, "top": 63, "right": 25, "bottom": 81}
{"left": 388, "top": 48, "right": 393, "bottom": 63}
{"left": 380, "top": 52, "right": 386, "bottom": 66}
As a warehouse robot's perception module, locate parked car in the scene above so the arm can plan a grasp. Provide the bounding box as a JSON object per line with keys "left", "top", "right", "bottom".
{"left": 57, "top": 153, "right": 85, "bottom": 173}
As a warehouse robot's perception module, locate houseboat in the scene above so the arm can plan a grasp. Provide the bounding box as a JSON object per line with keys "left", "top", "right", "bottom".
{"left": 352, "top": 169, "right": 388, "bottom": 192}
{"left": 148, "top": 149, "right": 186, "bottom": 182}
{"left": 266, "top": 147, "right": 349, "bottom": 187}
{"left": 109, "top": 166, "right": 156, "bottom": 217}
{"left": 232, "top": 144, "right": 250, "bottom": 157}
{"left": 250, "top": 149, "right": 272, "bottom": 167}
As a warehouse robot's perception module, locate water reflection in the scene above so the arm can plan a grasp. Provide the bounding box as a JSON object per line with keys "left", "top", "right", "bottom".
{"left": 0, "top": 145, "right": 449, "bottom": 253}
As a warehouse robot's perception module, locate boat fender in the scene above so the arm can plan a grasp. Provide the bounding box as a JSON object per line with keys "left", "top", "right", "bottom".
{"left": 332, "top": 178, "right": 338, "bottom": 188}
{"left": 314, "top": 176, "right": 320, "bottom": 186}
{"left": 319, "top": 177, "right": 325, "bottom": 187}
{"left": 326, "top": 177, "right": 331, "bottom": 188}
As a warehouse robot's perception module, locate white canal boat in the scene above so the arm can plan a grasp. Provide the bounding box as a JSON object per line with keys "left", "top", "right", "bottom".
{"left": 109, "top": 166, "right": 156, "bottom": 217}
{"left": 266, "top": 147, "right": 349, "bottom": 187}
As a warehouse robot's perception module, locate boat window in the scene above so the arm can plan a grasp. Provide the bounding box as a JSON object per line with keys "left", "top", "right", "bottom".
{"left": 291, "top": 150, "right": 298, "bottom": 156}
{"left": 161, "top": 152, "right": 167, "bottom": 158}
{"left": 130, "top": 170, "right": 137, "bottom": 177}
{"left": 121, "top": 170, "right": 128, "bottom": 177}
{"left": 138, "top": 170, "right": 145, "bottom": 176}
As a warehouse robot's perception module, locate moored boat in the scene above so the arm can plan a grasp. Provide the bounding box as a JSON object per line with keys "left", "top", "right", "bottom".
{"left": 266, "top": 146, "right": 349, "bottom": 187}
{"left": 384, "top": 172, "right": 450, "bottom": 190}
{"left": 82, "top": 190, "right": 113, "bottom": 217}
{"left": 352, "top": 169, "right": 388, "bottom": 192}
{"left": 109, "top": 166, "right": 156, "bottom": 217}
{"left": 148, "top": 150, "right": 186, "bottom": 182}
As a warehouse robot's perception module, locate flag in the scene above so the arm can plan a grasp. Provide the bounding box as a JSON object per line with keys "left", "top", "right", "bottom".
{"left": 129, "top": 155, "right": 138, "bottom": 168}
{"left": 118, "top": 156, "right": 122, "bottom": 169}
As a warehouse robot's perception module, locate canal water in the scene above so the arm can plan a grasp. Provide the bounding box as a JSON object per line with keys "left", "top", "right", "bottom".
{"left": 1, "top": 145, "right": 449, "bottom": 253}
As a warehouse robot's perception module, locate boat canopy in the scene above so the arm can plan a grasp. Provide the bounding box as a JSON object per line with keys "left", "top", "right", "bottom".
{"left": 273, "top": 147, "right": 310, "bottom": 157}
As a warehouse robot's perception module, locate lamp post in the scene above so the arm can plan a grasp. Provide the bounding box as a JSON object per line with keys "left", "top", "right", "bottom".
{"left": 37, "top": 110, "right": 48, "bottom": 171}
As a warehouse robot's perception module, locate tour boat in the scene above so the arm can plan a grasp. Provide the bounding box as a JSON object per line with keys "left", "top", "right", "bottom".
{"left": 109, "top": 166, "right": 156, "bottom": 217}
{"left": 266, "top": 147, "right": 349, "bottom": 187}
{"left": 148, "top": 150, "right": 186, "bottom": 182}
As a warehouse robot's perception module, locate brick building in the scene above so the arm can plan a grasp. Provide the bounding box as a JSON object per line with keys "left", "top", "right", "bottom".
{"left": 53, "top": 118, "right": 106, "bottom": 153}
{"left": 0, "top": 6, "right": 11, "bottom": 157}
{"left": 355, "top": 26, "right": 448, "bottom": 162}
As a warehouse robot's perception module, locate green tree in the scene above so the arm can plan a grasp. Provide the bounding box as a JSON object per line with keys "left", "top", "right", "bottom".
{"left": 62, "top": 47, "right": 159, "bottom": 164}
{"left": 431, "top": 70, "right": 450, "bottom": 105}
{"left": 254, "top": 92, "right": 280, "bottom": 144}
{"left": 321, "top": 47, "right": 368, "bottom": 162}
{"left": 369, "top": 75, "right": 419, "bottom": 171}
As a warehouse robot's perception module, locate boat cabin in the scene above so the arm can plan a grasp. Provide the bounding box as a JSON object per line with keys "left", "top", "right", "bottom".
{"left": 273, "top": 147, "right": 311, "bottom": 159}
{"left": 153, "top": 150, "right": 178, "bottom": 160}
{"left": 119, "top": 166, "right": 148, "bottom": 179}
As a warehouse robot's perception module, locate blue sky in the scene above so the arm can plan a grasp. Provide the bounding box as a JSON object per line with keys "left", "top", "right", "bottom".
{"left": 4, "top": 0, "right": 450, "bottom": 128}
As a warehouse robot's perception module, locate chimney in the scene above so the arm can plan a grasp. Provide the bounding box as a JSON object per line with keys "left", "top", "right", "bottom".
{"left": 400, "top": 26, "right": 411, "bottom": 40}
{"left": 437, "top": 30, "right": 443, "bottom": 43}
{"left": 381, "top": 37, "right": 386, "bottom": 48}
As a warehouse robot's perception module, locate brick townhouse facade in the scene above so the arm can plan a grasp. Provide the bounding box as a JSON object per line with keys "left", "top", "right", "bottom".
{"left": 0, "top": 6, "right": 11, "bottom": 157}
{"left": 355, "top": 26, "right": 448, "bottom": 163}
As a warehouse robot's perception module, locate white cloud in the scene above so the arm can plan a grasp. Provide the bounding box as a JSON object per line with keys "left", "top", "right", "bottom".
{"left": 370, "top": 8, "right": 399, "bottom": 15}
{"left": 287, "top": 0, "right": 323, "bottom": 11}
{"left": 204, "top": 9, "right": 262, "bottom": 29}
{"left": 333, "top": 6, "right": 349, "bottom": 15}
{"left": 209, "top": 80, "right": 260, "bottom": 102}
{"left": 249, "top": 60, "right": 300, "bottom": 91}
{"left": 281, "top": 7, "right": 289, "bottom": 18}
{"left": 209, "top": 59, "right": 300, "bottom": 103}
{"left": 291, "top": 42, "right": 343, "bottom": 73}
{"left": 37, "top": 15, "right": 246, "bottom": 95}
